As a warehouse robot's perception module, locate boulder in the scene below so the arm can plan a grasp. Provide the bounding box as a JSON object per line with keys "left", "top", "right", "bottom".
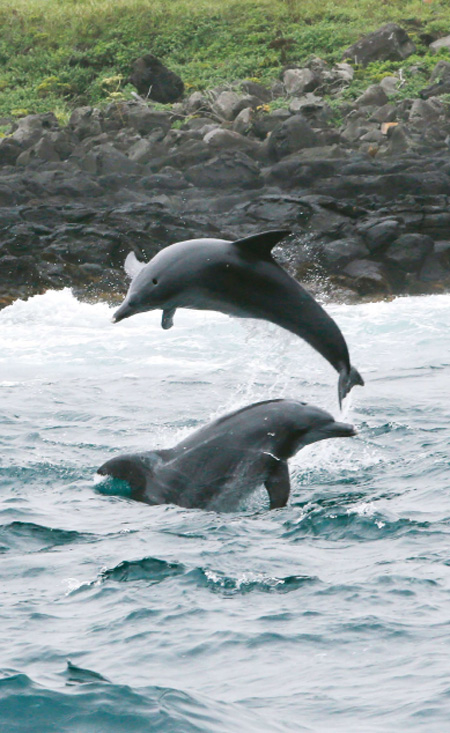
{"left": 240, "top": 81, "right": 272, "bottom": 102}
{"left": 434, "top": 240, "right": 450, "bottom": 268}
{"left": 229, "top": 194, "right": 312, "bottom": 226}
{"left": 409, "top": 98, "right": 442, "bottom": 125}
{"left": 355, "top": 85, "right": 389, "bottom": 108}
{"left": 430, "top": 60, "right": 450, "bottom": 85}
{"left": 358, "top": 219, "right": 402, "bottom": 252}
{"left": 126, "top": 106, "right": 172, "bottom": 135}
{"left": 342, "top": 23, "right": 416, "bottom": 66}
{"left": 233, "top": 108, "right": 254, "bottom": 135}
{"left": 17, "top": 135, "right": 60, "bottom": 165}
{"left": 233, "top": 96, "right": 262, "bottom": 116}
{"left": 78, "top": 144, "right": 141, "bottom": 176}
{"left": 332, "top": 63, "right": 354, "bottom": 84}
{"left": 379, "top": 76, "right": 399, "bottom": 95}
{"left": 268, "top": 115, "right": 318, "bottom": 160}
{"left": 343, "top": 259, "right": 391, "bottom": 293}
{"left": 385, "top": 233, "right": 434, "bottom": 272}
{"left": 185, "top": 152, "right": 262, "bottom": 189}
{"left": 0, "top": 137, "right": 22, "bottom": 165}
{"left": 251, "top": 109, "right": 291, "bottom": 140}
{"left": 360, "top": 129, "right": 385, "bottom": 144}
{"left": 212, "top": 91, "right": 242, "bottom": 121}
{"left": 203, "top": 128, "right": 259, "bottom": 153}
{"left": 369, "top": 103, "right": 396, "bottom": 123}
{"left": 321, "top": 238, "right": 369, "bottom": 270}
{"left": 183, "top": 118, "right": 217, "bottom": 133}
{"left": 385, "top": 124, "right": 412, "bottom": 155}
{"left": 141, "top": 168, "right": 189, "bottom": 191}
{"left": 419, "top": 252, "right": 449, "bottom": 282}
{"left": 340, "top": 113, "right": 374, "bottom": 144}
{"left": 420, "top": 61, "right": 450, "bottom": 99}
{"left": 184, "top": 91, "right": 208, "bottom": 113}
{"left": 69, "top": 107, "right": 102, "bottom": 139}
{"left": 265, "top": 156, "right": 339, "bottom": 188}
{"left": 429, "top": 35, "right": 450, "bottom": 54}
{"left": 17, "top": 130, "right": 75, "bottom": 165}
{"left": 289, "top": 93, "right": 325, "bottom": 114}
{"left": 12, "top": 113, "right": 59, "bottom": 149}
{"left": 283, "top": 68, "right": 319, "bottom": 96}
{"left": 127, "top": 138, "right": 163, "bottom": 164}
{"left": 0, "top": 254, "right": 41, "bottom": 284}
{"left": 147, "top": 141, "right": 210, "bottom": 172}
{"left": 128, "top": 54, "right": 184, "bottom": 103}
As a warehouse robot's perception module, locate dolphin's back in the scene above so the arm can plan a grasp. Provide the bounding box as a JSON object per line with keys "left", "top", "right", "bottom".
{"left": 208, "top": 253, "right": 351, "bottom": 374}
{"left": 147, "top": 401, "right": 307, "bottom": 508}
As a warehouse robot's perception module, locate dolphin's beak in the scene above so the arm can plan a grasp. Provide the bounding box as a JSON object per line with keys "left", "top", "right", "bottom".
{"left": 301, "top": 420, "right": 356, "bottom": 447}
{"left": 322, "top": 421, "right": 356, "bottom": 438}
{"left": 111, "top": 301, "right": 134, "bottom": 324}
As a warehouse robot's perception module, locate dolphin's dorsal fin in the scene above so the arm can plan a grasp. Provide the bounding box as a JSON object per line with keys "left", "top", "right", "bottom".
{"left": 233, "top": 230, "right": 291, "bottom": 260}
{"left": 124, "top": 251, "right": 147, "bottom": 280}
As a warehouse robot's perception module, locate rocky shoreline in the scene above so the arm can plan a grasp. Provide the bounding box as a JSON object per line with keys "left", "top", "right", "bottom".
{"left": 2, "top": 23, "right": 450, "bottom": 309}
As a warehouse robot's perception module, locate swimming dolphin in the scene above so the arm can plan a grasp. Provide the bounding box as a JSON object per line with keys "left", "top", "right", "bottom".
{"left": 97, "top": 399, "right": 356, "bottom": 511}
{"left": 112, "top": 230, "right": 364, "bottom": 405}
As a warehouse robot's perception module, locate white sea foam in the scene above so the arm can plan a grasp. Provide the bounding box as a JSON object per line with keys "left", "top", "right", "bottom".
{"left": 2, "top": 289, "right": 450, "bottom": 731}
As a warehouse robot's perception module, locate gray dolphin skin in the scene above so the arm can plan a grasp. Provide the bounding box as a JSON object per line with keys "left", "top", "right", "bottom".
{"left": 97, "top": 399, "right": 356, "bottom": 511}
{"left": 112, "top": 230, "right": 364, "bottom": 405}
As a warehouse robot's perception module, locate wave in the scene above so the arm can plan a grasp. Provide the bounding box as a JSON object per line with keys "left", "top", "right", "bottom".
{"left": 99, "top": 556, "right": 185, "bottom": 584}
{"left": 282, "top": 505, "right": 445, "bottom": 543}
{"left": 189, "top": 567, "right": 319, "bottom": 596}
{"left": 0, "top": 521, "right": 92, "bottom": 554}
{"left": 94, "top": 555, "right": 318, "bottom": 597}
{"left": 0, "top": 669, "right": 286, "bottom": 733}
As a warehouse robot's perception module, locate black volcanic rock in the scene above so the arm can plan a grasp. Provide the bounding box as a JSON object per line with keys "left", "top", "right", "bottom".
{"left": 342, "top": 259, "right": 391, "bottom": 293}
{"left": 321, "top": 238, "right": 369, "bottom": 270}
{"left": 385, "top": 233, "right": 434, "bottom": 272}
{"left": 2, "top": 92, "right": 450, "bottom": 307}
{"left": 128, "top": 54, "right": 184, "bottom": 103}
{"left": 185, "top": 152, "right": 262, "bottom": 189}
{"left": 268, "top": 115, "right": 318, "bottom": 160}
{"left": 342, "top": 23, "right": 416, "bottom": 66}
{"left": 357, "top": 219, "right": 403, "bottom": 253}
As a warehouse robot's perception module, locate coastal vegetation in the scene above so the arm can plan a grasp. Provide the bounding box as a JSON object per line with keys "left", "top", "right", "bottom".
{"left": 0, "top": 0, "right": 449, "bottom": 120}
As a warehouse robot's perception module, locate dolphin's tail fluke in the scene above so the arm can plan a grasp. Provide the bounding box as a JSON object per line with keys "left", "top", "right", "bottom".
{"left": 338, "top": 366, "right": 364, "bottom": 407}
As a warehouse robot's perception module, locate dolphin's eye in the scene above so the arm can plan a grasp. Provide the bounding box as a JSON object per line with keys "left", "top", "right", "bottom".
{"left": 152, "top": 278, "right": 158, "bottom": 285}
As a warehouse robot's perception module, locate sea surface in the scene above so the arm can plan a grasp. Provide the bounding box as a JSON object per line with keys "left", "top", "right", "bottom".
{"left": 0, "top": 288, "right": 449, "bottom": 732}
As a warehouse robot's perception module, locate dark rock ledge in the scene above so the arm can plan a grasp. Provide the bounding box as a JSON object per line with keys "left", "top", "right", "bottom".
{"left": 2, "top": 32, "right": 450, "bottom": 308}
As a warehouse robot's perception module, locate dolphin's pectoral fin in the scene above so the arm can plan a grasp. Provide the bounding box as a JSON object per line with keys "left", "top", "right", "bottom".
{"left": 233, "top": 230, "right": 291, "bottom": 260}
{"left": 338, "top": 365, "right": 365, "bottom": 407}
{"left": 162, "top": 308, "right": 176, "bottom": 330}
{"left": 265, "top": 459, "right": 290, "bottom": 509}
{"left": 124, "top": 251, "right": 147, "bottom": 280}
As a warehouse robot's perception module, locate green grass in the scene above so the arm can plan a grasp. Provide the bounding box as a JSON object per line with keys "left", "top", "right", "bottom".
{"left": 0, "top": 0, "right": 449, "bottom": 119}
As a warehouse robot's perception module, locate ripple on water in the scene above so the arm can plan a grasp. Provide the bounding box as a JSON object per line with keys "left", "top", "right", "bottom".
{"left": 2, "top": 291, "right": 450, "bottom": 732}
{"left": 0, "top": 521, "right": 93, "bottom": 554}
{"left": 0, "top": 670, "right": 287, "bottom": 733}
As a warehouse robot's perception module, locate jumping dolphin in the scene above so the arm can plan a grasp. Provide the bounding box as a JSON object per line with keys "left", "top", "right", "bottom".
{"left": 112, "top": 230, "right": 364, "bottom": 405}
{"left": 97, "top": 399, "right": 356, "bottom": 511}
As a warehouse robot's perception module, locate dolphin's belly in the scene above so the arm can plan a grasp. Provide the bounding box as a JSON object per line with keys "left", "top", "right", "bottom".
{"left": 180, "top": 290, "right": 246, "bottom": 318}
{"left": 151, "top": 450, "right": 269, "bottom": 511}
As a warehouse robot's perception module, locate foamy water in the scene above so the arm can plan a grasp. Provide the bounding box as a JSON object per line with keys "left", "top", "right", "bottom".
{"left": 1, "top": 289, "right": 450, "bottom": 731}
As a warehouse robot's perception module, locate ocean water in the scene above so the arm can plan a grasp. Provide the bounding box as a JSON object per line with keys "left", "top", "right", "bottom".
{"left": 1, "top": 288, "right": 449, "bottom": 732}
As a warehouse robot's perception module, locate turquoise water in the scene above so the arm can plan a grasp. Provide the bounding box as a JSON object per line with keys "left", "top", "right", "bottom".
{"left": 1, "top": 289, "right": 449, "bottom": 732}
